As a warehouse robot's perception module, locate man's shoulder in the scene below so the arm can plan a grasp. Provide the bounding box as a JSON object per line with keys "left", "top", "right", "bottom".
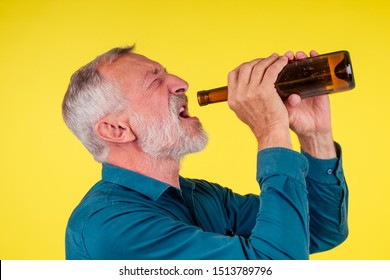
{"left": 68, "top": 180, "right": 148, "bottom": 225}
{"left": 184, "top": 178, "right": 230, "bottom": 199}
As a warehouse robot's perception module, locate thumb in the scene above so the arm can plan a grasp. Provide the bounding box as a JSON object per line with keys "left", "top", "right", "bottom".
{"left": 284, "top": 94, "right": 301, "bottom": 127}
{"left": 285, "top": 94, "right": 301, "bottom": 109}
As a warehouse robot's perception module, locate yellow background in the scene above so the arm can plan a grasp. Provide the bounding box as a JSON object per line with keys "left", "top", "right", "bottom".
{"left": 1, "top": 0, "right": 389, "bottom": 260}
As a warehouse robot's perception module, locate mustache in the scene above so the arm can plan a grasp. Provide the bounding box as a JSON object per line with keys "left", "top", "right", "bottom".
{"left": 169, "top": 94, "right": 188, "bottom": 113}
{"left": 170, "top": 94, "right": 187, "bottom": 104}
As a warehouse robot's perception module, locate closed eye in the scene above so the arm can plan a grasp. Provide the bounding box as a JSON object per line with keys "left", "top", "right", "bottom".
{"left": 148, "top": 78, "right": 161, "bottom": 90}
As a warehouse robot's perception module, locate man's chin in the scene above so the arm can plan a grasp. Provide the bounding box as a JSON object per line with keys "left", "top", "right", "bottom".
{"left": 186, "top": 133, "right": 209, "bottom": 154}
{"left": 142, "top": 136, "right": 208, "bottom": 160}
{"left": 171, "top": 135, "right": 209, "bottom": 159}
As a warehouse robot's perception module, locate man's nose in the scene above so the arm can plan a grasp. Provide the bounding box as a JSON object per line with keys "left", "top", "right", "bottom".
{"left": 167, "top": 74, "right": 188, "bottom": 95}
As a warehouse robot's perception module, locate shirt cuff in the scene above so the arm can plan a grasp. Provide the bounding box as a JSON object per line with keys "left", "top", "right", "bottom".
{"left": 257, "top": 147, "right": 309, "bottom": 185}
{"left": 301, "top": 142, "right": 345, "bottom": 184}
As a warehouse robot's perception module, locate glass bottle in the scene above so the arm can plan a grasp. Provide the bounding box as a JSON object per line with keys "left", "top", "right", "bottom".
{"left": 197, "top": 50, "right": 355, "bottom": 106}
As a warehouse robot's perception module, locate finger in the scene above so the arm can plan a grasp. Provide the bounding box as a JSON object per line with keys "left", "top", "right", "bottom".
{"left": 295, "top": 51, "right": 308, "bottom": 60}
{"left": 228, "top": 66, "right": 240, "bottom": 87}
{"left": 284, "top": 51, "right": 295, "bottom": 61}
{"left": 284, "top": 94, "right": 301, "bottom": 127}
{"left": 234, "top": 58, "right": 264, "bottom": 85}
{"left": 249, "top": 53, "right": 280, "bottom": 85}
{"left": 285, "top": 94, "right": 301, "bottom": 108}
{"left": 228, "top": 61, "right": 257, "bottom": 90}
{"left": 228, "top": 58, "right": 263, "bottom": 100}
{"left": 228, "top": 59, "right": 263, "bottom": 82}
{"left": 310, "top": 50, "right": 319, "bottom": 57}
{"left": 261, "top": 56, "right": 289, "bottom": 86}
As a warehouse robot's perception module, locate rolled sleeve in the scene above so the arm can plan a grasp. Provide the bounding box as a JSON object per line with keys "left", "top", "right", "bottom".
{"left": 257, "top": 147, "right": 309, "bottom": 185}
{"left": 301, "top": 142, "right": 349, "bottom": 253}
{"left": 255, "top": 147, "right": 311, "bottom": 259}
{"left": 302, "top": 142, "right": 345, "bottom": 185}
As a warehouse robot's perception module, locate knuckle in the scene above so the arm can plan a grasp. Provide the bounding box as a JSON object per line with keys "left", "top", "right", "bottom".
{"left": 227, "top": 71, "right": 235, "bottom": 81}
{"left": 227, "top": 98, "right": 238, "bottom": 110}
{"left": 267, "top": 63, "right": 282, "bottom": 76}
{"left": 252, "top": 62, "right": 264, "bottom": 72}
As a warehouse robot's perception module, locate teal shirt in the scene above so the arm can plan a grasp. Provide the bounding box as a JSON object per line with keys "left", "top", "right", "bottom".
{"left": 65, "top": 146, "right": 348, "bottom": 260}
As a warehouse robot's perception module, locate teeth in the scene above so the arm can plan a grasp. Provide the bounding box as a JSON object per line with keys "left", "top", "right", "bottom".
{"left": 179, "top": 106, "right": 185, "bottom": 113}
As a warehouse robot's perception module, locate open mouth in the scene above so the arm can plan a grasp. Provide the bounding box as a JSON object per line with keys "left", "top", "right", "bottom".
{"left": 179, "top": 104, "right": 190, "bottom": 118}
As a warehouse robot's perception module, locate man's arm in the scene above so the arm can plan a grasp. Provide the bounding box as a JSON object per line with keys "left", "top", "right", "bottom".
{"left": 283, "top": 51, "right": 349, "bottom": 253}
{"left": 226, "top": 50, "right": 349, "bottom": 255}
{"left": 227, "top": 53, "right": 292, "bottom": 151}
{"left": 225, "top": 53, "right": 312, "bottom": 258}
{"left": 215, "top": 144, "right": 348, "bottom": 254}
{"left": 303, "top": 143, "right": 349, "bottom": 253}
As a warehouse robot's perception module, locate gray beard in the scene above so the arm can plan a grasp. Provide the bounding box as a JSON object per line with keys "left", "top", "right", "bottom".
{"left": 130, "top": 95, "right": 208, "bottom": 160}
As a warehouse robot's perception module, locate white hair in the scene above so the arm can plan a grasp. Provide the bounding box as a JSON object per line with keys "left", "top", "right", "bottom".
{"left": 62, "top": 47, "right": 133, "bottom": 162}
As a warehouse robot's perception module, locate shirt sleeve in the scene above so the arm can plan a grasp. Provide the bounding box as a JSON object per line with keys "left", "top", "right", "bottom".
{"left": 302, "top": 142, "right": 349, "bottom": 253}
{"left": 224, "top": 143, "right": 349, "bottom": 255}
{"left": 254, "top": 147, "right": 310, "bottom": 259}
{"left": 81, "top": 148, "right": 312, "bottom": 260}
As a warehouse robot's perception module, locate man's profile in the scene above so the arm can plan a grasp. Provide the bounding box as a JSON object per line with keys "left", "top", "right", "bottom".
{"left": 62, "top": 46, "right": 348, "bottom": 259}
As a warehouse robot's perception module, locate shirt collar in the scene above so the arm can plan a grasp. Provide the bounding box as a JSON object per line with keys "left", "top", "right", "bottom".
{"left": 101, "top": 163, "right": 195, "bottom": 201}
{"left": 102, "top": 163, "right": 171, "bottom": 201}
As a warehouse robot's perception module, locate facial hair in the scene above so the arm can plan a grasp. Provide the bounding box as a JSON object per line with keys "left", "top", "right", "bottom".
{"left": 130, "top": 95, "right": 208, "bottom": 160}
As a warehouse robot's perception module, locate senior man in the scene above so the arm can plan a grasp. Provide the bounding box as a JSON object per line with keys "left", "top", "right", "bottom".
{"left": 63, "top": 46, "right": 348, "bottom": 259}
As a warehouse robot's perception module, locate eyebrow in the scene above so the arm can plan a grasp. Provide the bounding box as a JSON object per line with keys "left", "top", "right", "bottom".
{"left": 144, "top": 66, "right": 167, "bottom": 80}
{"left": 142, "top": 66, "right": 167, "bottom": 89}
{"left": 147, "top": 65, "right": 167, "bottom": 79}
{"left": 152, "top": 67, "right": 167, "bottom": 74}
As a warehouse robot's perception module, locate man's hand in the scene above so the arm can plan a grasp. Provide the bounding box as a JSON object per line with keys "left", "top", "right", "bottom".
{"left": 227, "top": 53, "right": 292, "bottom": 151}
{"left": 284, "top": 50, "right": 336, "bottom": 159}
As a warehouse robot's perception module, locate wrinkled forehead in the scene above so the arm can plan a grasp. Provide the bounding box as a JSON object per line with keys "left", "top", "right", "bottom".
{"left": 97, "top": 53, "right": 162, "bottom": 81}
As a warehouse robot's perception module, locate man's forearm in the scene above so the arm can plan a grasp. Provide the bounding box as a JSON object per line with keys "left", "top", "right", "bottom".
{"left": 301, "top": 143, "right": 349, "bottom": 253}
{"left": 256, "top": 125, "right": 292, "bottom": 151}
{"left": 298, "top": 132, "right": 336, "bottom": 159}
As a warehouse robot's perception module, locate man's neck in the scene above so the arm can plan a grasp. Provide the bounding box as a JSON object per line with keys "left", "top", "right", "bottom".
{"left": 139, "top": 156, "right": 181, "bottom": 188}
{"left": 107, "top": 152, "right": 181, "bottom": 188}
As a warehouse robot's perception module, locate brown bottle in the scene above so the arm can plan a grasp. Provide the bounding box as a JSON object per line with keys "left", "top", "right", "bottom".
{"left": 197, "top": 50, "right": 355, "bottom": 106}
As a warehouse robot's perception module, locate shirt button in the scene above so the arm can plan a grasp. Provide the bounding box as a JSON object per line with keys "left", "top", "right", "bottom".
{"left": 326, "top": 168, "right": 333, "bottom": 175}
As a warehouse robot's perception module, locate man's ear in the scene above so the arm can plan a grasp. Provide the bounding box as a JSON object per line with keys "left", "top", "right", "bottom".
{"left": 94, "top": 115, "right": 136, "bottom": 143}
